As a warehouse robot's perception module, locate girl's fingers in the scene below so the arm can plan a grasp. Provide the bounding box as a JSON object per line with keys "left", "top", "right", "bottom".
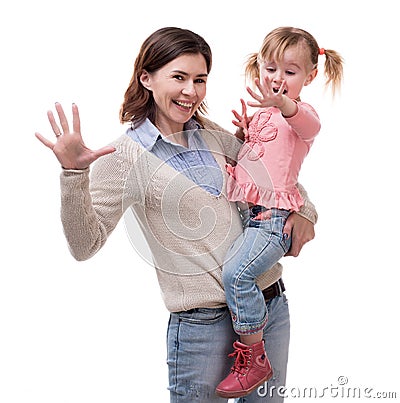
{"left": 246, "top": 101, "right": 261, "bottom": 108}
{"left": 232, "top": 109, "right": 242, "bottom": 121}
{"left": 255, "top": 77, "right": 262, "bottom": 91}
{"left": 240, "top": 98, "right": 247, "bottom": 115}
{"left": 255, "top": 77, "right": 269, "bottom": 97}
{"left": 246, "top": 86, "right": 261, "bottom": 102}
{"left": 276, "top": 80, "right": 286, "bottom": 96}
{"left": 241, "top": 99, "right": 248, "bottom": 123}
{"left": 259, "top": 76, "right": 271, "bottom": 98}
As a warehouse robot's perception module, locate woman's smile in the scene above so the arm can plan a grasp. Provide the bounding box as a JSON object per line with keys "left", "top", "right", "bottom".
{"left": 140, "top": 53, "right": 208, "bottom": 134}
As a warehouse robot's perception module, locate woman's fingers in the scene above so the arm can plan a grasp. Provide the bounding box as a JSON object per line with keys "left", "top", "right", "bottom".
{"left": 47, "top": 102, "right": 73, "bottom": 138}
{"left": 93, "top": 145, "right": 117, "bottom": 160}
{"left": 35, "top": 132, "right": 55, "bottom": 149}
{"left": 47, "top": 110, "right": 63, "bottom": 137}
{"left": 72, "top": 103, "right": 81, "bottom": 134}
{"left": 54, "top": 102, "right": 70, "bottom": 135}
{"left": 45, "top": 103, "right": 81, "bottom": 143}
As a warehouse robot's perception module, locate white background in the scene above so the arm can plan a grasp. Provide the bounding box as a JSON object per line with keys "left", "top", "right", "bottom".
{"left": 1, "top": 0, "right": 399, "bottom": 401}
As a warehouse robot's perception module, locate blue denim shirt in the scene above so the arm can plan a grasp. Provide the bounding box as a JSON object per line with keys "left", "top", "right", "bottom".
{"left": 126, "top": 118, "right": 223, "bottom": 196}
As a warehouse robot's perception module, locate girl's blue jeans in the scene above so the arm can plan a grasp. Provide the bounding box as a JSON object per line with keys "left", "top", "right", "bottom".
{"left": 167, "top": 293, "right": 290, "bottom": 402}
{"left": 223, "top": 207, "right": 291, "bottom": 335}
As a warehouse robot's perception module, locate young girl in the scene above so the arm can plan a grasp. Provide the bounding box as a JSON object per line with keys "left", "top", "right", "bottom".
{"left": 216, "top": 27, "right": 344, "bottom": 398}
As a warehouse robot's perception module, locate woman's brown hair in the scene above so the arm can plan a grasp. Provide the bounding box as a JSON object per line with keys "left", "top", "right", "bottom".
{"left": 120, "top": 27, "right": 212, "bottom": 126}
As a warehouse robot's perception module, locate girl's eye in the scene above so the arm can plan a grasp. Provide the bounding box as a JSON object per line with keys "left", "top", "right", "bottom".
{"left": 195, "top": 78, "right": 206, "bottom": 84}
{"left": 173, "top": 75, "right": 184, "bottom": 80}
{"left": 266, "top": 67, "right": 275, "bottom": 73}
{"left": 286, "top": 71, "right": 295, "bottom": 75}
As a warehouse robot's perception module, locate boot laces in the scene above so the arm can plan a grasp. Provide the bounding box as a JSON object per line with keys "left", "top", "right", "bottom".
{"left": 229, "top": 345, "right": 252, "bottom": 375}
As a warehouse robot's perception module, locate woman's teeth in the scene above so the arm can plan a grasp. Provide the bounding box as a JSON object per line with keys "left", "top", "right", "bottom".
{"left": 174, "top": 100, "right": 194, "bottom": 109}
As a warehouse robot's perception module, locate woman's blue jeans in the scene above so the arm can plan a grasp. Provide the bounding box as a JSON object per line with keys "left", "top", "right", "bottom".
{"left": 167, "top": 293, "right": 290, "bottom": 402}
{"left": 223, "top": 207, "right": 291, "bottom": 335}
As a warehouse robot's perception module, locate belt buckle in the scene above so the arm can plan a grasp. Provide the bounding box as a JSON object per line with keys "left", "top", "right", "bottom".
{"left": 276, "top": 278, "right": 283, "bottom": 295}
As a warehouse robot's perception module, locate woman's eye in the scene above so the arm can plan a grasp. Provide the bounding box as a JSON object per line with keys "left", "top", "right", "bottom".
{"left": 173, "top": 75, "right": 184, "bottom": 80}
{"left": 195, "top": 78, "right": 206, "bottom": 84}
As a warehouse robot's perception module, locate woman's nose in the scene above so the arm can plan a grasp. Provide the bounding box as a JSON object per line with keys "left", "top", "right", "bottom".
{"left": 182, "top": 81, "right": 196, "bottom": 96}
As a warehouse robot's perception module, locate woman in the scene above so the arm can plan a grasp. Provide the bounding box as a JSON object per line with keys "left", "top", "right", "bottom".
{"left": 35, "top": 27, "right": 317, "bottom": 402}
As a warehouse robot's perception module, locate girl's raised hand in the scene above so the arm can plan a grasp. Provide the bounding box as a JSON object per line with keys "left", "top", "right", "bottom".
{"left": 246, "top": 76, "right": 286, "bottom": 109}
{"left": 35, "top": 103, "right": 115, "bottom": 170}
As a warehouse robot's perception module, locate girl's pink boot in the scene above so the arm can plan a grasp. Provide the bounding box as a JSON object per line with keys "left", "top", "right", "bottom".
{"left": 215, "top": 340, "right": 273, "bottom": 398}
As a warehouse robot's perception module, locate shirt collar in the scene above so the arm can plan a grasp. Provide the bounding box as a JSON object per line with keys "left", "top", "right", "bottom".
{"left": 127, "top": 118, "right": 202, "bottom": 151}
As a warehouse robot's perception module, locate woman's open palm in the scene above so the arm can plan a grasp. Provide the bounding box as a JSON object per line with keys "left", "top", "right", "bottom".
{"left": 35, "top": 103, "right": 115, "bottom": 169}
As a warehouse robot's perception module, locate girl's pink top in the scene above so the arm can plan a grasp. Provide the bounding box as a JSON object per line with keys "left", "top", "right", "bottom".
{"left": 226, "top": 102, "right": 320, "bottom": 211}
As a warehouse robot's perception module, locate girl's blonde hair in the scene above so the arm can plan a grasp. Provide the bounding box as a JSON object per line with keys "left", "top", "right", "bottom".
{"left": 245, "top": 27, "right": 344, "bottom": 96}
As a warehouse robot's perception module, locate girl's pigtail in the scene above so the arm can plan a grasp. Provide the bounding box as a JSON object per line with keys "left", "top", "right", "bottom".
{"left": 320, "top": 48, "right": 344, "bottom": 97}
{"left": 244, "top": 52, "right": 260, "bottom": 88}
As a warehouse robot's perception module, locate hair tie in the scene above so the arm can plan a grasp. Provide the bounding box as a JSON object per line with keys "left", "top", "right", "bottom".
{"left": 319, "top": 48, "right": 325, "bottom": 56}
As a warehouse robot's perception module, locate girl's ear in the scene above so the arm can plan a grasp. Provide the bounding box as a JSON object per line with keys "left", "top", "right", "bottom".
{"left": 140, "top": 70, "right": 152, "bottom": 90}
{"left": 304, "top": 68, "right": 318, "bottom": 86}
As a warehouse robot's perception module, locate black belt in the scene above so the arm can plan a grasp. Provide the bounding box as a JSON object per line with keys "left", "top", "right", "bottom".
{"left": 180, "top": 278, "right": 285, "bottom": 315}
{"left": 262, "top": 278, "right": 285, "bottom": 301}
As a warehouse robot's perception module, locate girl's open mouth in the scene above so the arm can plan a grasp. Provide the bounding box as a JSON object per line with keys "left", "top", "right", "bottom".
{"left": 273, "top": 88, "right": 288, "bottom": 95}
